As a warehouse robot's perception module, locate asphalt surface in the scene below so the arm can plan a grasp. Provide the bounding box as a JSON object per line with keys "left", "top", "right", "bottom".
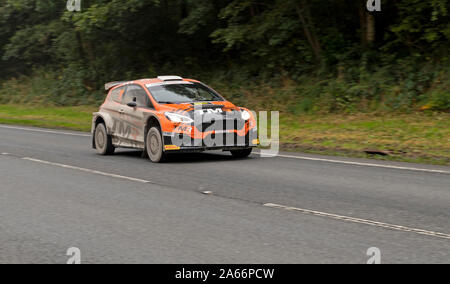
{"left": 0, "top": 124, "right": 449, "bottom": 264}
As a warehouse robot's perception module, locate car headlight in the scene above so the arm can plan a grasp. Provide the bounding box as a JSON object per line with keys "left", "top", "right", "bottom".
{"left": 165, "top": 112, "right": 194, "bottom": 124}
{"left": 241, "top": 110, "right": 251, "bottom": 121}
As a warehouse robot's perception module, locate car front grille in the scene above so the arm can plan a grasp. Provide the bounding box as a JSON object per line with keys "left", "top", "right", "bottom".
{"left": 202, "top": 133, "right": 250, "bottom": 147}
{"left": 195, "top": 119, "right": 245, "bottom": 133}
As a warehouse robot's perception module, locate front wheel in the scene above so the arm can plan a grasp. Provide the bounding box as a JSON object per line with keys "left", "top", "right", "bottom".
{"left": 230, "top": 148, "right": 253, "bottom": 159}
{"left": 94, "top": 123, "right": 115, "bottom": 155}
{"left": 146, "top": 127, "right": 166, "bottom": 163}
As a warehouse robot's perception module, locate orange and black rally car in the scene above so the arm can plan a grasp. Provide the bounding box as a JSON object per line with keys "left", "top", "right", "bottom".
{"left": 92, "top": 76, "right": 259, "bottom": 163}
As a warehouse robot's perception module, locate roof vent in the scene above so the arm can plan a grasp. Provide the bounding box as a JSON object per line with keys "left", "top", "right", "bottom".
{"left": 157, "top": 76, "right": 183, "bottom": 82}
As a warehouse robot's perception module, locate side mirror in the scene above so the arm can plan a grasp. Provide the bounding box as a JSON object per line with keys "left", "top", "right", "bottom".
{"left": 127, "top": 101, "right": 137, "bottom": 108}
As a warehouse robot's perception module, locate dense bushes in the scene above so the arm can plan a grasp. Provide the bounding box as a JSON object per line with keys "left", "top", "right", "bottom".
{"left": 0, "top": 0, "right": 448, "bottom": 112}
{"left": 1, "top": 59, "right": 449, "bottom": 113}
{"left": 205, "top": 58, "right": 450, "bottom": 114}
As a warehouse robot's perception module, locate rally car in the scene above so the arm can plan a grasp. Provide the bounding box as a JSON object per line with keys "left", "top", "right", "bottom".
{"left": 92, "top": 76, "right": 259, "bottom": 163}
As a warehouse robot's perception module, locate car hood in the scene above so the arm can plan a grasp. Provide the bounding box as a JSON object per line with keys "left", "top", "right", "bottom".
{"left": 158, "top": 101, "right": 247, "bottom": 121}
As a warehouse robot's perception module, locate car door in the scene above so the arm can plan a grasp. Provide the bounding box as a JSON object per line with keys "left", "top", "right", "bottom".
{"left": 105, "top": 86, "right": 126, "bottom": 139}
{"left": 121, "top": 84, "right": 152, "bottom": 147}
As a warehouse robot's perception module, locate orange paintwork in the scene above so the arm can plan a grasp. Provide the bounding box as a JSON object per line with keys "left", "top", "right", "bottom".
{"left": 95, "top": 77, "right": 258, "bottom": 151}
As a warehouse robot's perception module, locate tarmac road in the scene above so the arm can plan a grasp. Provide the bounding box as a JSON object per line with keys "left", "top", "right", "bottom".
{"left": 0, "top": 124, "right": 449, "bottom": 264}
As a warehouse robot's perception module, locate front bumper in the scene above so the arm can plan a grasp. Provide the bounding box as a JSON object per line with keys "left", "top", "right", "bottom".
{"left": 163, "top": 131, "right": 259, "bottom": 152}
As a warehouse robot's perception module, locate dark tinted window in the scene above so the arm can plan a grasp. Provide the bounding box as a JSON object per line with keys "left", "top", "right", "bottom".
{"left": 123, "top": 85, "right": 150, "bottom": 107}
{"left": 147, "top": 82, "right": 223, "bottom": 104}
{"left": 110, "top": 87, "right": 125, "bottom": 103}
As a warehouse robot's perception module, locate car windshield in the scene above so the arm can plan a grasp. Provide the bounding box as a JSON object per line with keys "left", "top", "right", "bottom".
{"left": 147, "top": 82, "right": 224, "bottom": 104}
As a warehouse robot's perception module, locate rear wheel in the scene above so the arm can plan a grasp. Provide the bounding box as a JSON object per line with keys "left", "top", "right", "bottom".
{"left": 146, "top": 127, "right": 166, "bottom": 163}
{"left": 95, "top": 123, "right": 115, "bottom": 155}
{"left": 230, "top": 148, "right": 253, "bottom": 158}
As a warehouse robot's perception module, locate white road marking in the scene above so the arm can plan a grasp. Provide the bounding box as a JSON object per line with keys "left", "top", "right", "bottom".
{"left": 255, "top": 152, "right": 450, "bottom": 174}
{"left": 1, "top": 124, "right": 448, "bottom": 174}
{"left": 0, "top": 125, "right": 90, "bottom": 137}
{"left": 264, "top": 203, "right": 450, "bottom": 240}
{"left": 22, "top": 157, "right": 151, "bottom": 184}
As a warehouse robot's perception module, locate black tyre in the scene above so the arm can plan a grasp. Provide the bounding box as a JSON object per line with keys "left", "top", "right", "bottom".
{"left": 94, "top": 123, "right": 115, "bottom": 155}
{"left": 230, "top": 148, "right": 253, "bottom": 158}
{"left": 146, "top": 127, "right": 166, "bottom": 163}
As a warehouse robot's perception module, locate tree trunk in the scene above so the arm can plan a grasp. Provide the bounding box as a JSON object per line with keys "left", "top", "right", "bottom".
{"left": 359, "top": 0, "right": 367, "bottom": 44}
{"left": 75, "top": 31, "right": 86, "bottom": 61}
{"left": 296, "top": 0, "right": 322, "bottom": 63}
{"left": 360, "top": 0, "right": 376, "bottom": 44}
{"left": 366, "top": 13, "right": 376, "bottom": 43}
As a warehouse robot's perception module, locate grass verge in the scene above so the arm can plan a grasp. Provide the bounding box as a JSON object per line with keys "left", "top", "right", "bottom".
{"left": 0, "top": 105, "right": 448, "bottom": 165}
{"left": 279, "top": 112, "right": 449, "bottom": 165}
{"left": 0, "top": 105, "right": 96, "bottom": 132}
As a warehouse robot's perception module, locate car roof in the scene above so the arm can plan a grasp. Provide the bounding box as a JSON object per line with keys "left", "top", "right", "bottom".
{"left": 137, "top": 78, "right": 200, "bottom": 85}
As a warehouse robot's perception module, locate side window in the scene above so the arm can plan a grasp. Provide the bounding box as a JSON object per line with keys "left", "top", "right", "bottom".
{"left": 123, "top": 85, "right": 151, "bottom": 108}
{"left": 110, "top": 87, "right": 125, "bottom": 103}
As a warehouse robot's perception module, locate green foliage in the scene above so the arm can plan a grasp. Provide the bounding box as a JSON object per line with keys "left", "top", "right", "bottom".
{"left": 0, "top": 68, "right": 101, "bottom": 105}
{"left": 390, "top": 0, "right": 449, "bottom": 51}
{"left": 428, "top": 88, "right": 450, "bottom": 111}
{"left": 0, "top": 0, "right": 448, "bottom": 112}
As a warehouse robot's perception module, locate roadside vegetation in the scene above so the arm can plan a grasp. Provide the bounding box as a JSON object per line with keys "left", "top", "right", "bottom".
{"left": 1, "top": 104, "right": 448, "bottom": 165}
{"left": 0, "top": 105, "right": 95, "bottom": 131}
{"left": 0, "top": 0, "right": 448, "bottom": 164}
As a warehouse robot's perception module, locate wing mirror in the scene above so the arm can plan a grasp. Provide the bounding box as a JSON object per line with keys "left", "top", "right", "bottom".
{"left": 127, "top": 101, "right": 137, "bottom": 108}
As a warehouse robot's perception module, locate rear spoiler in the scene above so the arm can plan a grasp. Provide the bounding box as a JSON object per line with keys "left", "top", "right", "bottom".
{"left": 105, "top": 81, "right": 128, "bottom": 91}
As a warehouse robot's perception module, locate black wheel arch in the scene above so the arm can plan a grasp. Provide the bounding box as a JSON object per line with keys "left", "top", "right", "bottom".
{"left": 92, "top": 116, "right": 107, "bottom": 149}
{"left": 143, "top": 115, "right": 164, "bottom": 153}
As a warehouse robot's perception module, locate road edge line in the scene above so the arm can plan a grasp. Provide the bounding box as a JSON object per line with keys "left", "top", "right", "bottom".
{"left": 264, "top": 203, "right": 450, "bottom": 240}
{"left": 21, "top": 157, "right": 151, "bottom": 184}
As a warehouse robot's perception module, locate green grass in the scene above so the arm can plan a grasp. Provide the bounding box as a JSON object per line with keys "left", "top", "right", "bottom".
{"left": 278, "top": 112, "right": 450, "bottom": 165}
{"left": 0, "top": 104, "right": 449, "bottom": 165}
{"left": 0, "top": 105, "right": 97, "bottom": 132}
